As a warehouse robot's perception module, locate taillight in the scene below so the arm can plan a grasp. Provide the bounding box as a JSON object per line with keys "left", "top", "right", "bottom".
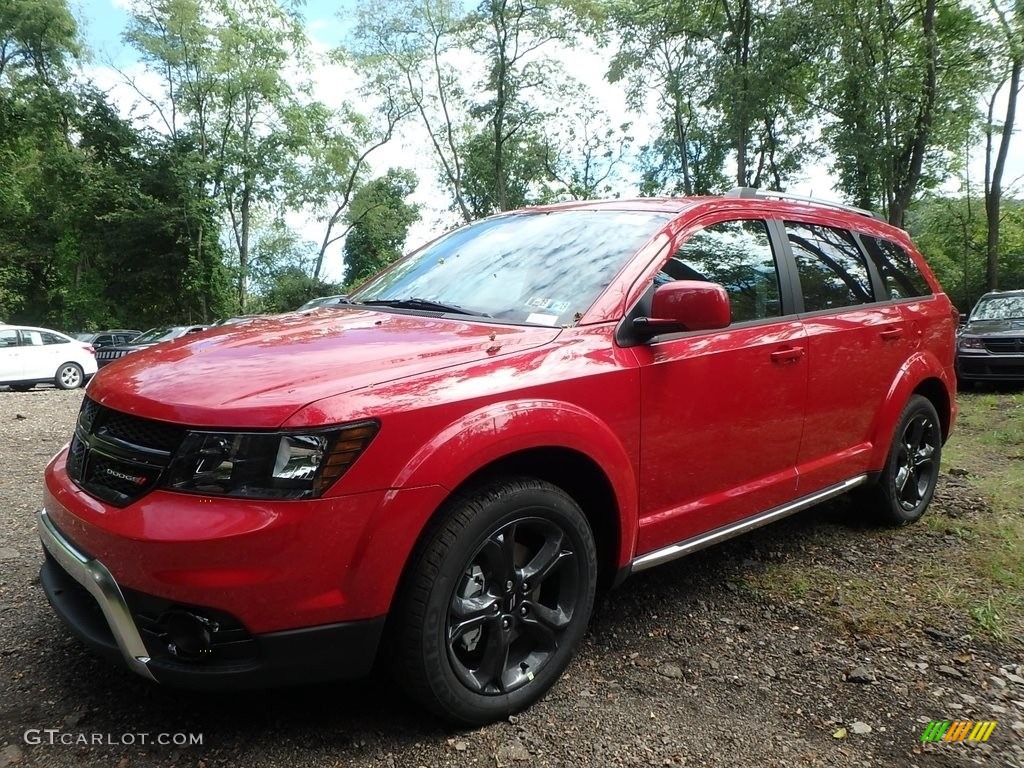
{"left": 84, "top": 344, "right": 95, "bottom": 355}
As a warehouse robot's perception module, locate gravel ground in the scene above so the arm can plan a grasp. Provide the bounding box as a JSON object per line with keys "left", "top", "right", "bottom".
{"left": 0, "top": 388, "right": 1021, "bottom": 768}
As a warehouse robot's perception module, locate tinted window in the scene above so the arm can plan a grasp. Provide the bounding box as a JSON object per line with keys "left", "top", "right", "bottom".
{"left": 353, "top": 210, "right": 671, "bottom": 326}
{"left": 660, "top": 220, "right": 782, "bottom": 323}
{"left": 21, "top": 331, "right": 43, "bottom": 346}
{"left": 786, "top": 222, "right": 874, "bottom": 311}
{"left": 42, "top": 332, "right": 68, "bottom": 345}
{"left": 860, "top": 235, "right": 931, "bottom": 299}
{"left": 0, "top": 330, "right": 17, "bottom": 348}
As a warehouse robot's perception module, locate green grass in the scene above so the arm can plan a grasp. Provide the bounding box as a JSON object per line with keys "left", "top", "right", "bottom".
{"left": 746, "top": 388, "right": 1024, "bottom": 647}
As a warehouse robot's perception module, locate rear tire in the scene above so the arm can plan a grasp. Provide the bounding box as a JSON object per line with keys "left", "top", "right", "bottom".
{"left": 392, "top": 477, "right": 597, "bottom": 726}
{"left": 55, "top": 362, "right": 84, "bottom": 390}
{"left": 866, "top": 395, "right": 942, "bottom": 525}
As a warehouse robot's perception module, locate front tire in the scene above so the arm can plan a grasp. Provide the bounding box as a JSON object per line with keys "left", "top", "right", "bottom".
{"left": 870, "top": 395, "right": 943, "bottom": 525}
{"left": 55, "top": 362, "right": 84, "bottom": 390}
{"left": 393, "top": 477, "right": 598, "bottom": 726}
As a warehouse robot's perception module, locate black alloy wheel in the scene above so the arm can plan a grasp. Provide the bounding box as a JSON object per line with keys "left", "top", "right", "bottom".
{"left": 871, "top": 395, "right": 943, "bottom": 525}
{"left": 393, "top": 477, "right": 597, "bottom": 725}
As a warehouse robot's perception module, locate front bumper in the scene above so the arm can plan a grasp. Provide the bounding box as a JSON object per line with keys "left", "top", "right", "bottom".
{"left": 39, "top": 507, "right": 155, "bottom": 680}
{"left": 38, "top": 509, "right": 385, "bottom": 689}
{"left": 956, "top": 351, "right": 1024, "bottom": 381}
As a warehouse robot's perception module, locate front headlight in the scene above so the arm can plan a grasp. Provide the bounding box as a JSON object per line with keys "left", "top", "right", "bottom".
{"left": 163, "top": 421, "right": 378, "bottom": 499}
{"left": 959, "top": 337, "right": 985, "bottom": 350}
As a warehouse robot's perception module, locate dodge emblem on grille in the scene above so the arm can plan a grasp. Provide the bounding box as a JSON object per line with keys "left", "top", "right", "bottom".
{"left": 105, "top": 467, "right": 148, "bottom": 486}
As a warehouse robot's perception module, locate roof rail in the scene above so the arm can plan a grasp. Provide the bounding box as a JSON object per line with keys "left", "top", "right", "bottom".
{"left": 724, "top": 187, "right": 885, "bottom": 222}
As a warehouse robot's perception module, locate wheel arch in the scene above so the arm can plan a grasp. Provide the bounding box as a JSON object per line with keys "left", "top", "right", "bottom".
{"left": 388, "top": 400, "right": 638, "bottom": 594}
{"left": 869, "top": 352, "right": 954, "bottom": 468}
{"left": 441, "top": 446, "right": 625, "bottom": 591}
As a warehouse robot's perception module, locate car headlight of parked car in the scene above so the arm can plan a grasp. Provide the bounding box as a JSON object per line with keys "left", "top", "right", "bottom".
{"left": 958, "top": 336, "right": 985, "bottom": 349}
{"left": 164, "top": 421, "right": 378, "bottom": 499}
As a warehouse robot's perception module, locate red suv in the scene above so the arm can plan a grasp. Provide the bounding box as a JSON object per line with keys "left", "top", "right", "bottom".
{"left": 39, "top": 189, "right": 956, "bottom": 725}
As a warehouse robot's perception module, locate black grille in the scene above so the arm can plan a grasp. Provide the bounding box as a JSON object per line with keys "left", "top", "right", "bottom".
{"left": 79, "top": 398, "right": 100, "bottom": 432}
{"left": 99, "top": 409, "right": 185, "bottom": 452}
{"left": 68, "top": 398, "right": 185, "bottom": 507}
{"left": 983, "top": 337, "right": 1024, "bottom": 354}
{"left": 66, "top": 435, "right": 86, "bottom": 482}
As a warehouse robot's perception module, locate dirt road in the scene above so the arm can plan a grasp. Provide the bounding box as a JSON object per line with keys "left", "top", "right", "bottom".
{"left": 1, "top": 388, "right": 1020, "bottom": 767}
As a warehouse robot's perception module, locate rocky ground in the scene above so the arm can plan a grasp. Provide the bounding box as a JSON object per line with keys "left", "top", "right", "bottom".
{"left": 0, "top": 387, "right": 1021, "bottom": 768}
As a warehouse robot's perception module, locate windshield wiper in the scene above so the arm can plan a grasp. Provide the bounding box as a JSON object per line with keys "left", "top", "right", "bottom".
{"left": 358, "top": 298, "right": 491, "bottom": 317}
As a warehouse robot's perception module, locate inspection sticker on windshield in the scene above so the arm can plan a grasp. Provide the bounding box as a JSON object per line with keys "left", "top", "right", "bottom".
{"left": 526, "top": 313, "right": 559, "bottom": 326}
{"left": 525, "top": 296, "right": 570, "bottom": 313}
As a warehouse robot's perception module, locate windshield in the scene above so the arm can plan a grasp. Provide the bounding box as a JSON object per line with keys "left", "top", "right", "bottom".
{"left": 351, "top": 210, "right": 671, "bottom": 325}
{"left": 74, "top": 333, "right": 93, "bottom": 341}
{"left": 133, "top": 327, "right": 179, "bottom": 344}
{"left": 971, "top": 296, "right": 1024, "bottom": 321}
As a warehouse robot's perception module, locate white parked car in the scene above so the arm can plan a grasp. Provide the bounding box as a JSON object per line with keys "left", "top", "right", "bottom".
{"left": 0, "top": 325, "right": 98, "bottom": 391}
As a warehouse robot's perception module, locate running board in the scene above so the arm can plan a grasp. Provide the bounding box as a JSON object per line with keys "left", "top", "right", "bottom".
{"left": 630, "top": 475, "right": 868, "bottom": 573}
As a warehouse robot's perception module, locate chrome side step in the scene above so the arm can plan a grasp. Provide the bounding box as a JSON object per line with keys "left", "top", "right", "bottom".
{"left": 630, "top": 475, "right": 868, "bottom": 573}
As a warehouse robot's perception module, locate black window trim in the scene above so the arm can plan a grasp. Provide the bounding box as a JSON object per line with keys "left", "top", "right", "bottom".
{"left": 856, "top": 231, "right": 935, "bottom": 303}
{"left": 775, "top": 218, "right": 884, "bottom": 318}
{"left": 616, "top": 214, "right": 800, "bottom": 347}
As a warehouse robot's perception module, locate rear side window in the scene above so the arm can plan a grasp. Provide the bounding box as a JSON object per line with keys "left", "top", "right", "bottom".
{"left": 785, "top": 222, "right": 874, "bottom": 311}
{"left": 661, "top": 219, "right": 782, "bottom": 323}
{"left": 860, "top": 235, "right": 932, "bottom": 299}
{"left": 42, "top": 333, "right": 68, "bottom": 345}
{"left": 20, "top": 331, "right": 43, "bottom": 346}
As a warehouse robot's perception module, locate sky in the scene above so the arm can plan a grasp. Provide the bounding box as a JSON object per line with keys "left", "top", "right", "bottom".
{"left": 70, "top": 0, "right": 1024, "bottom": 283}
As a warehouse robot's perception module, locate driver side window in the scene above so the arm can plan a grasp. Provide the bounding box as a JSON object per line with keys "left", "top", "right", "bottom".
{"left": 659, "top": 219, "right": 782, "bottom": 324}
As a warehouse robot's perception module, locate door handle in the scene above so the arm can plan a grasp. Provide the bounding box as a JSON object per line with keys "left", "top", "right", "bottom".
{"left": 770, "top": 347, "right": 805, "bottom": 364}
{"left": 880, "top": 327, "right": 904, "bottom": 340}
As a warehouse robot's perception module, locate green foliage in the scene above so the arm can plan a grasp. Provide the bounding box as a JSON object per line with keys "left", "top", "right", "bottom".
{"left": 2, "top": 0, "right": 1023, "bottom": 331}
{"left": 257, "top": 268, "right": 344, "bottom": 313}
{"left": 342, "top": 169, "right": 420, "bottom": 287}
{"left": 124, "top": 0, "right": 325, "bottom": 311}
{"left": 821, "top": 0, "right": 988, "bottom": 223}
{"left": 907, "top": 196, "right": 1024, "bottom": 310}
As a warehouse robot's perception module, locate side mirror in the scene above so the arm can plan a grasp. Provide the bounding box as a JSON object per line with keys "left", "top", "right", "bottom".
{"left": 633, "top": 280, "right": 731, "bottom": 338}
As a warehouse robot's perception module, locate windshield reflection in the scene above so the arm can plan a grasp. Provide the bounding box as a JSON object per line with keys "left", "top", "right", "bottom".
{"left": 352, "top": 210, "right": 671, "bottom": 325}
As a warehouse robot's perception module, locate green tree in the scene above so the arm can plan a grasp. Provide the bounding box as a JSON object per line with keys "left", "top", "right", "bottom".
{"left": 353, "top": 0, "right": 475, "bottom": 220}
{"left": 821, "top": 0, "right": 987, "bottom": 225}
{"left": 983, "top": 0, "right": 1024, "bottom": 290}
{"left": 125, "top": 0, "right": 328, "bottom": 311}
{"left": 342, "top": 169, "right": 420, "bottom": 286}
{"left": 602, "top": 0, "right": 820, "bottom": 195}
{"left": 907, "top": 196, "right": 1024, "bottom": 311}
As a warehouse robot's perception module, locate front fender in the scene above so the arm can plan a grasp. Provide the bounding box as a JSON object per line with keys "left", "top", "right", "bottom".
{"left": 868, "top": 350, "right": 954, "bottom": 468}
{"left": 391, "top": 399, "right": 638, "bottom": 567}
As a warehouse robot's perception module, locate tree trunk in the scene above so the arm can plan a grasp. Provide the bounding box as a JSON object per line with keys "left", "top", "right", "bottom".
{"left": 985, "top": 59, "right": 1021, "bottom": 291}
{"left": 889, "top": 0, "right": 937, "bottom": 227}
{"left": 238, "top": 182, "right": 250, "bottom": 312}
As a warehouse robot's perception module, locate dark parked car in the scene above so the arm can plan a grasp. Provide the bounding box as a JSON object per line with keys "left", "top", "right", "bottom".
{"left": 956, "top": 289, "right": 1024, "bottom": 383}
{"left": 74, "top": 330, "right": 142, "bottom": 348}
{"left": 95, "top": 325, "right": 206, "bottom": 368}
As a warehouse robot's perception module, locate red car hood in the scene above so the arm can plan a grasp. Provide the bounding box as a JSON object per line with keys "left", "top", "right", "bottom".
{"left": 88, "top": 309, "right": 561, "bottom": 428}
